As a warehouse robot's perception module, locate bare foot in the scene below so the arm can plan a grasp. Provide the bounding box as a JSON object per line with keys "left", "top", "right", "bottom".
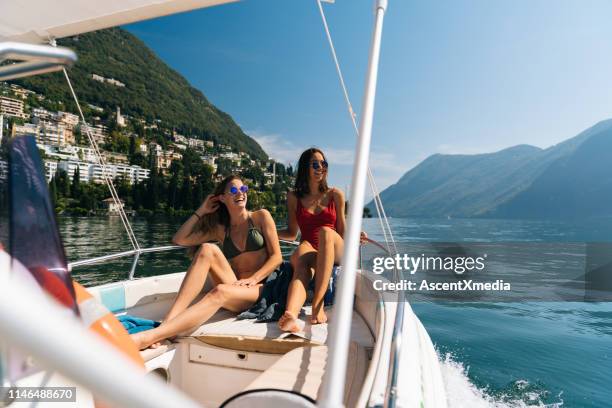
{"left": 130, "top": 331, "right": 159, "bottom": 350}
{"left": 310, "top": 303, "right": 328, "bottom": 324}
{"left": 278, "top": 311, "right": 305, "bottom": 333}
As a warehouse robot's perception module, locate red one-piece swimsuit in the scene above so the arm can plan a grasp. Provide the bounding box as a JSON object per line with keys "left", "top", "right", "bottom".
{"left": 296, "top": 195, "right": 337, "bottom": 250}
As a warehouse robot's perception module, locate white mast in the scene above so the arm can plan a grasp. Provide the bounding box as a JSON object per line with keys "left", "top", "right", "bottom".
{"left": 318, "top": 0, "right": 388, "bottom": 407}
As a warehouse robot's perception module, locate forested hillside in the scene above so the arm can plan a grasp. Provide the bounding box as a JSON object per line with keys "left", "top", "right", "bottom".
{"left": 13, "top": 27, "right": 266, "bottom": 160}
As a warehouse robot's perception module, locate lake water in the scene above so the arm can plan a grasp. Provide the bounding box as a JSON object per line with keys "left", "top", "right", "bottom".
{"left": 40, "top": 217, "right": 612, "bottom": 407}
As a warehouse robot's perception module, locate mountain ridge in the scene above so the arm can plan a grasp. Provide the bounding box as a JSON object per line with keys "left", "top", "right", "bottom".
{"left": 369, "top": 119, "right": 612, "bottom": 219}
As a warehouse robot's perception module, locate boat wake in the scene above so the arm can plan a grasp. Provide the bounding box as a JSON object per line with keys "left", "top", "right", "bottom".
{"left": 439, "top": 353, "right": 564, "bottom": 408}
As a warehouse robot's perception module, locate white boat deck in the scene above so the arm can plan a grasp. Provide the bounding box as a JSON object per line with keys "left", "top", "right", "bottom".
{"left": 187, "top": 305, "right": 374, "bottom": 352}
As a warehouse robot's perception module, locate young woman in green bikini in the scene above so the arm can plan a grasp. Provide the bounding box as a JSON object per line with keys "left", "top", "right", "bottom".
{"left": 131, "top": 175, "right": 282, "bottom": 350}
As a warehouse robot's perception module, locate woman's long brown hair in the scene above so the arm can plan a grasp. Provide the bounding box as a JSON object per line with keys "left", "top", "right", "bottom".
{"left": 293, "top": 147, "right": 329, "bottom": 198}
{"left": 189, "top": 174, "right": 241, "bottom": 242}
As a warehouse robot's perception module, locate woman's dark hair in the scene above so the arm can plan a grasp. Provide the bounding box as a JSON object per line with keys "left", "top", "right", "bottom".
{"left": 191, "top": 174, "right": 241, "bottom": 237}
{"left": 293, "top": 148, "right": 329, "bottom": 198}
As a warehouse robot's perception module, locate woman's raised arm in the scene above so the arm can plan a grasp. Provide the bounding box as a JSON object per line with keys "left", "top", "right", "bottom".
{"left": 333, "top": 188, "right": 346, "bottom": 238}
{"left": 172, "top": 194, "right": 220, "bottom": 246}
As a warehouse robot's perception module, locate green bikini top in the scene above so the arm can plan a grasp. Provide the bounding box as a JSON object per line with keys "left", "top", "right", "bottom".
{"left": 222, "top": 216, "right": 266, "bottom": 260}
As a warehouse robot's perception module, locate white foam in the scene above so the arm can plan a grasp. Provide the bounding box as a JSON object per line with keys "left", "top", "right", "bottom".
{"left": 439, "top": 353, "right": 563, "bottom": 408}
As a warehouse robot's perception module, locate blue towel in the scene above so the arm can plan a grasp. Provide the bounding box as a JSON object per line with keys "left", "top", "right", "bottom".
{"left": 118, "top": 315, "right": 161, "bottom": 334}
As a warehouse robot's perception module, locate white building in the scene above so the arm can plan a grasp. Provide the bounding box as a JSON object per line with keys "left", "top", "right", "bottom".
{"left": 88, "top": 104, "right": 104, "bottom": 113}
{"left": 187, "top": 138, "right": 205, "bottom": 149}
{"left": 264, "top": 171, "right": 275, "bottom": 186}
{"left": 102, "top": 151, "right": 129, "bottom": 164}
{"left": 116, "top": 107, "right": 126, "bottom": 127}
{"left": 82, "top": 124, "right": 108, "bottom": 145}
{"left": 89, "top": 163, "right": 149, "bottom": 185}
{"left": 148, "top": 143, "right": 162, "bottom": 155}
{"left": 38, "top": 122, "right": 69, "bottom": 146}
{"left": 107, "top": 78, "right": 125, "bottom": 87}
{"left": 91, "top": 74, "right": 125, "bottom": 88}
{"left": 39, "top": 145, "right": 73, "bottom": 162}
{"left": 56, "top": 160, "right": 150, "bottom": 185}
{"left": 44, "top": 161, "right": 58, "bottom": 181}
{"left": 58, "top": 146, "right": 98, "bottom": 163}
{"left": 36, "top": 144, "right": 98, "bottom": 164}
{"left": 0, "top": 96, "right": 27, "bottom": 119}
{"left": 219, "top": 152, "right": 240, "bottom": 163}
{"left": 54, "top": 111, "right": 80, "bottom": 128}
{"left": 201, "top": 155, "right": 217, "bottom": 172}
{"left": 0, "top": 159, "right": 8, "bottom": 181}
{"left": 173, "top": 134, "right": 187, "bottom": 144}
{"left": 9, "top": 85, "right": 35, "bottom": 100}
{"left": 101, "top": 198, "right": 125, "bottom": 215}
{"left": 32, "top": 107, "right": 52, "bottom": 120}
{"left": 78, "top": 147, "right": 97, "bottom": 163}
{"left": 58, "top": 161, "right": 91, "bottom": 183}
{"left": 12, "top": 123, "right": 39, "bottom": 139}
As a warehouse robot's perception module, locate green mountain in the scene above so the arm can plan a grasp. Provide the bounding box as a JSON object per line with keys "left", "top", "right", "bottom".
{"left": 369, "top": 119, "right": 612, "bottom": 219}
{"left": 12, "top": 27, "right": 267, "bottom": 160}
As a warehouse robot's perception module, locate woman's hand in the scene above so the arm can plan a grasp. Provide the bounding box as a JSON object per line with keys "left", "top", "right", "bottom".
{"left": 197, "top": 194, "right": 220, "bottom": 216}
{"left": 360, "top": 231, "right": 368, "bottom": 245}
{"left": 233, "top": 277, "right": 258, "bottom": 287}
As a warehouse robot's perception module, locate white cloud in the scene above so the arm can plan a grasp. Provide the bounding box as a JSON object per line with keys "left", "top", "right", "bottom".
{"left": 249, "top": 130, "right": 302, "bottom": 165}
{"left": 250, "top": 129, "right": 411, "bottom": 193}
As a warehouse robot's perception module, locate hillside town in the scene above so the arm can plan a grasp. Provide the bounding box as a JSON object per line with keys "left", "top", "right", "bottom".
{"left": 0, "top": 81, "right": 293, "bottom": 217}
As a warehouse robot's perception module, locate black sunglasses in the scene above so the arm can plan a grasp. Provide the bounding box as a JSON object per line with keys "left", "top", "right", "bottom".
{"left": 311, "top": 160, "right": 329, "bottom": 170}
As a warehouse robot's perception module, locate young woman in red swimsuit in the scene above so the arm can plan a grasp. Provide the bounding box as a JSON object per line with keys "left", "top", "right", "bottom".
{"left": 278, "top": 148, "right": 365, "bottom": 332}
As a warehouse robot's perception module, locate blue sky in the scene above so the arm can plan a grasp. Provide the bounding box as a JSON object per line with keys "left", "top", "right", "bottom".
{"left": 127, "top": 0, "right": 612, "bottom": 197}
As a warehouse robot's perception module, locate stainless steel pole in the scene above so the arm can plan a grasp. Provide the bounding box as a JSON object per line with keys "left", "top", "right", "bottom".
{"left": 318, "top": 1, "right": 388, "bottom": 406}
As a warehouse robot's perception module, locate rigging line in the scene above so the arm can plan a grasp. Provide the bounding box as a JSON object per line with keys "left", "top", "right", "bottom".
{"left": 369, "top": 169, "right": 397, "bottom": 254}
{"left": 316, "top": 0, "right": 391, "bottom": 251}
{"left": 63, "top": 70, "right": 137, "bottom": 250}
{"left": 61, "top": 68, "right": 140, "bottom": 251}
{"left": 316, "top": 0, "right": 397, "bottom": 255}
{"left": 51, "top": 37, "right": 139, "bottom": 250}
{"left": 367, "top": 169, "right": 391, "bottom": 253}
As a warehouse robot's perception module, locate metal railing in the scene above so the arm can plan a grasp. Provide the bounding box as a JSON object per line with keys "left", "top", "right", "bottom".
{"left": 68, "top": 240, "right": 303, "bottom": 281}
{"left": 0, "top": 42, "right": 76, "bottom": 81}
{"left": 68, "top": 245, "right": 184, "bottom": 280}
{"left": 384, "top": 265, "right": 406, "bottom": 408}
{"left": 360, "top": 237, "right": 405, "bottom": 408}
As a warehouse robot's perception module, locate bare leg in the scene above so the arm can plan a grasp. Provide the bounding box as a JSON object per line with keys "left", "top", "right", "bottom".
{"left": 132, "top": 283, "right": 262, "bottom": 350}
{"left": 164, "top": 243, "right": 237, "bottom": 323}
{"left": 311, "top": 227, "right": 343, "bottom": 324}
{"left": 279, "top": 242, "right": 316, "bottom": 333}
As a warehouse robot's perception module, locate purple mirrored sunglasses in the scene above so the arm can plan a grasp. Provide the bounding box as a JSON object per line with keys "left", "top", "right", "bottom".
{"left": 228, "top": 185, "right": 249, "bottom": 195}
